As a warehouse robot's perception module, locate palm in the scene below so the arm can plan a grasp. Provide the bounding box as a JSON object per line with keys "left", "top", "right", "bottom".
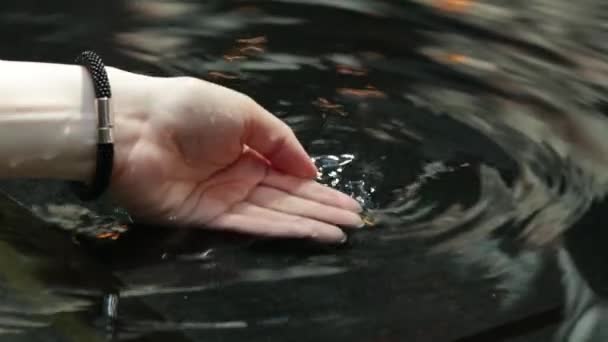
{"left": 110, "top": 78, "right": 363, "bottom": 243}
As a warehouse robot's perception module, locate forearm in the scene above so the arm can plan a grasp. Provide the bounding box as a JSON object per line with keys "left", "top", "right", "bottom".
{"left": 0, "top": 60, "right": 149, "bottom": 183}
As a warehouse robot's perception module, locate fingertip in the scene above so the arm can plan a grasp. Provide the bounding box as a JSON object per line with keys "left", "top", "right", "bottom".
{"left": 346, "top": 212, "right": 365, "bottom": 228}
{"left": 271, "top": 148, "right": 318, "bottom": 179}
{"left": 304, "top": 159, "right": 319, "bottom": 177}
{"left": 295, "top": 159, "right": 318, "bottom": 179}
{"left": 313, "top": 225, "right": 347, "bottom": 244}
{"left": 319, "top": 231, "right": 348, "bottom": 245}
{"left": 243, "top": 101, "right": 318, "bottom": 179}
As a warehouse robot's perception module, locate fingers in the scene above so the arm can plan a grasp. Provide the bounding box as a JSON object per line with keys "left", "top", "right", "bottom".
{"left": 247, "top": 186, "right": 364, "bottom": 228}
{"left": 241, "top": 98, "right": 318, "bottom": 179}
{"left": 262, "top": 169, "right": 363, "bottom": 212}
{"left": 208, "top": 202, "right": 347, "bottom": 243}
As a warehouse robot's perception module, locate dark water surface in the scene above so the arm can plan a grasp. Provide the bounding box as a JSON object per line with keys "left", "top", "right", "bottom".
{"left": 1, "top": 1, "right": 608, "bottom": 341}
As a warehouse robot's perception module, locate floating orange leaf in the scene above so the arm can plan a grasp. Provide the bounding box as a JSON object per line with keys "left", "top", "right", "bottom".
{"left": 208, "top": 71, "right": 239, "bottom": 80}
{"left": 446, "top": 53, "right": 467, "bottom": 64}
{"left": 95, "top": 232, "right": 121, "bottom": 240}
{"left": 223, "top": 54, "right": 247, "bottom": 62}
{"left": 237, "top": 36, "right": 268, "bottom": 45}
{"left": 239, "top": 46, "right": 265, "bottom": 54}
{"left": 433, "top": 0, "right": 474, "bottom": 13}
{"left": 336, "top": 64, "right": 367, "bottom": 76}
{"left": 337, "top": 86, "right": 386, "bottom": 99}
{"left": 314, "top": 97, "right": 346, "bottom": 116}
{"left": 224, "top": 35, "right": 267, "bottom": 61}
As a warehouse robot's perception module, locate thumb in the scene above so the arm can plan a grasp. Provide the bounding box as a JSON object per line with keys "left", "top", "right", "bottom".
{"left": 242, "top": 99, "right": 317, "bottom": 179}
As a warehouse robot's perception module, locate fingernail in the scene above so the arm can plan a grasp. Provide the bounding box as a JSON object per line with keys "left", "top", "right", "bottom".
{"left": 346, "top": 213, "right": 365, "bottom": 228}
{"left": 338, "top": 234, "right": 348, "bottom": 244}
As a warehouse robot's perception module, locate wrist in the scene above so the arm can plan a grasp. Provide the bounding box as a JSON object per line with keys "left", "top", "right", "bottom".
{"left": 105, "top": 67, "right": 153, "bottom": 187}
{"left": 0, "top": 60, "right": 152, "bottom": 183}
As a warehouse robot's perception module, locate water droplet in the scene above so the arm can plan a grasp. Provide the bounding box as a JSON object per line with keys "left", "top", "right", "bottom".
{"left": 313, "top": 154, "right": 377, "bottom": 208}
{"left": 339, "top": 154, "right": 355, "bottom": 165}
{"left": 103, "top": 293, "right": 119, "bottom": 319}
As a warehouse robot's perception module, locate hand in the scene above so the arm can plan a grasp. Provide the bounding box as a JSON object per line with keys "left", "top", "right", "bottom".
{"left": 108, "top": 74, "right": 363, "bottom": 243}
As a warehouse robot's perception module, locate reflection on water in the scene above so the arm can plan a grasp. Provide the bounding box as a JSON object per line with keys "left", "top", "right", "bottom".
{"left": 1, "top": 0, "right": 608, "bottom": 341}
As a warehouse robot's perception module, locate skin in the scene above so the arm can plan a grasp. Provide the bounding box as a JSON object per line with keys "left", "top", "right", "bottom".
{"left": 0, "top": 60, "right": 363, "bottom": 243}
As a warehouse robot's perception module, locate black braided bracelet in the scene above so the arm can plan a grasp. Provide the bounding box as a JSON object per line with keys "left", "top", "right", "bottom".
{"left": 71, "top": 51, "right": 114, "bottom": 200}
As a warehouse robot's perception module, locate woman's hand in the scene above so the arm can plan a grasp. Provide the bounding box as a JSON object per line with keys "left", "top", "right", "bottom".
{"left": 109, "top": 74, "right": 363, "bottom": 243}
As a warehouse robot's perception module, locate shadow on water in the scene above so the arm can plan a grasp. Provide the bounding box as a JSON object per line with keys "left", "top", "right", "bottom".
{"left": 1, "top": 0, "right": 608, "bottom": 341}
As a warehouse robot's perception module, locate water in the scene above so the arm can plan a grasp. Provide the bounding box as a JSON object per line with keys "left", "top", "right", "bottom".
{"left": 1, "top": 0, "right": 607, "bottom": 341}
